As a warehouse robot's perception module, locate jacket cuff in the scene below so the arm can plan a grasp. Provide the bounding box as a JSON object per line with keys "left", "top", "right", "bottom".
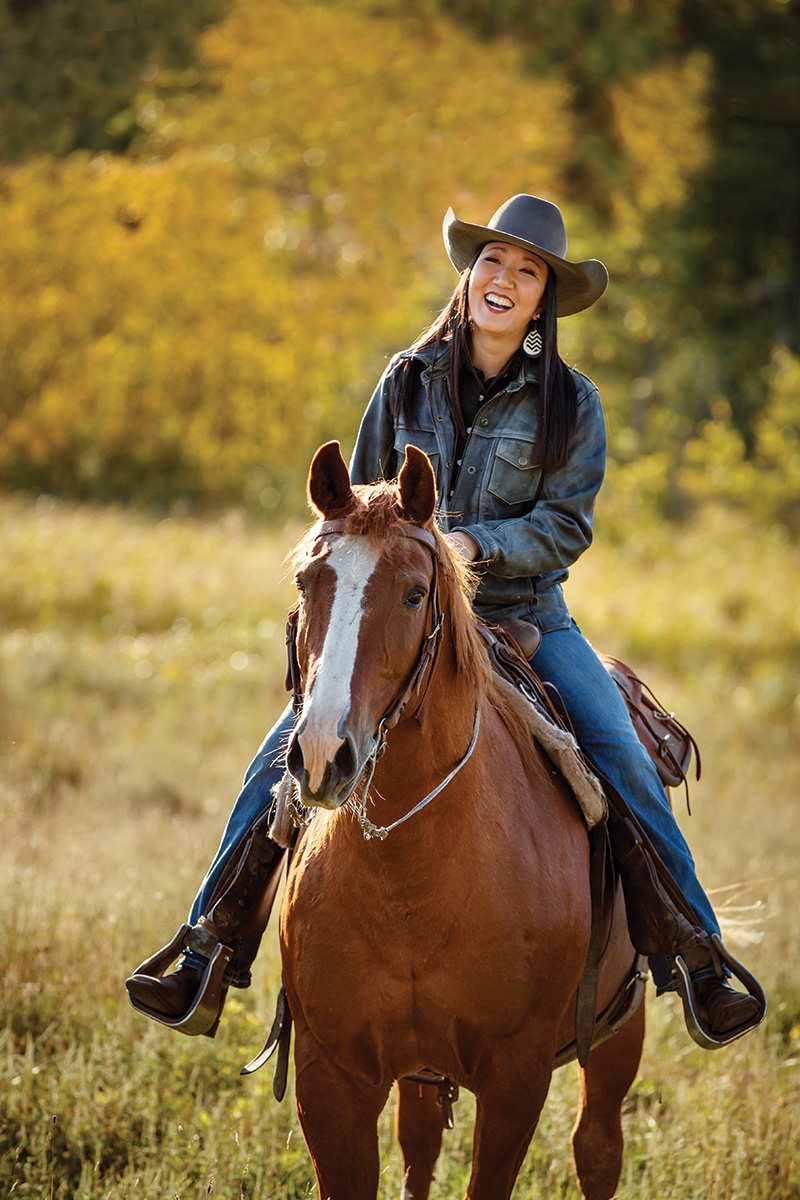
{"left": 450, "top": 524, "right": 499, "bottom": 563}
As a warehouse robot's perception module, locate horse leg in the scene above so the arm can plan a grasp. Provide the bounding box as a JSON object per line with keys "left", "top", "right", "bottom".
{"left": 571, "top": 1002, "right": 645, "bottom": 1200}
{"left": 466, "top": 1066, "right": 553, "bottom": 1199}
{"left": 294, "top": 1045, "right": 389, "bottom": 1200}
{"left": 394, "top": 1078, "right": 445, "bottom": 1200}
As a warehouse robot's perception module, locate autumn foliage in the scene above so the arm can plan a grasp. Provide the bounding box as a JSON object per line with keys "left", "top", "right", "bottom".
{"left": 0, "top": 0, "right": 797, "bottom": 520}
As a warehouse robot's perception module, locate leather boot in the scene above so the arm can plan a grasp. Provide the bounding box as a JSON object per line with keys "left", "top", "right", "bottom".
{"left": 674, "top": 915, "right": 759, "bottom": 1036}
{"left": 693, "top": 975, "right": 760, "bottom": 1036}
{"left": 126, "top": 961, "right": 207, "bottom": 1018}
{"left": 126, "top": 812, "right": 287, "bottom": 1035}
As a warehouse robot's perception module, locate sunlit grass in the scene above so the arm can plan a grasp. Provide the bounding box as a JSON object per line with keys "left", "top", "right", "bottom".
{"left": 2, "top": 494, "right": 798, "bottom": 1197}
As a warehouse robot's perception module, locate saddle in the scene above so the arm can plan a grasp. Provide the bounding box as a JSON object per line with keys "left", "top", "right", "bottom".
{"left": 486, "top": 619, "right": 701, "bottom": 803}
{"left": 479, "top": 617, "right": 765, "bottom": 1057}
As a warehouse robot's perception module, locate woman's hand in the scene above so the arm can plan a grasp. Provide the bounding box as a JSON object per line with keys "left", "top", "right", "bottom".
{"left": 447, "top": 531, "right": 481, "bottom": 562}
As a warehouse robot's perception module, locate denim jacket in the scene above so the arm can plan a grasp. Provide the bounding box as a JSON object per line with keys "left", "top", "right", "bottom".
{"left": 349, "top": 343, "right": 606, "bottom": 632}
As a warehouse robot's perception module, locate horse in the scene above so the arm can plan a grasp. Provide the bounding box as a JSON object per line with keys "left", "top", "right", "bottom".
{"left": 277, "top": 440, "right": 645, "bottom": 1200}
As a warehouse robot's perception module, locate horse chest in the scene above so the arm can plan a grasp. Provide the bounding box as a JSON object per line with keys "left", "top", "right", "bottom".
{"left": 282, "top": 832, "right": 584, "bottom": 1056}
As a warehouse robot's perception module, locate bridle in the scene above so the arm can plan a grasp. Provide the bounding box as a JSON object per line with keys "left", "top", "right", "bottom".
{"left": 284, "top": 516, "right": 480, "bottom": 840}
{"left": 286, "top": 518, "right": 444, "bottom": 726}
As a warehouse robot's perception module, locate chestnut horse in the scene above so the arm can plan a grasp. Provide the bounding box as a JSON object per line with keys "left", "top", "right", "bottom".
{"left": 279, "top": 441, "right": 645, "bottom": 1200}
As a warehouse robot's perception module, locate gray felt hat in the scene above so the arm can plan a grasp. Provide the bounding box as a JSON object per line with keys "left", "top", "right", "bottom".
{"left": 443, "top": 193, "right": 608, "bottom": 317}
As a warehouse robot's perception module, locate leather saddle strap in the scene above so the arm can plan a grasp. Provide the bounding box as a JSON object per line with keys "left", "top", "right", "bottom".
{"left": 575, "top": 823, "right": 610, "bottom": 1066}
{"left": 476, "top": 622, "right": 571, "bottom": 729}
{"left": 597, "top": 768, "right": 706, "bottom": 956}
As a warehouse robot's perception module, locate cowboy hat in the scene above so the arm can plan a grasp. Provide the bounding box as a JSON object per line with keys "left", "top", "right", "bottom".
{"left": 443, "top": 193, "right": 608, "bottom": 317}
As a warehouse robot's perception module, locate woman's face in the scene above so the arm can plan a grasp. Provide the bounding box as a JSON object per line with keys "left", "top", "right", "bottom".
{"left": 467, "top": 241, "right": 549, "bottom": 347}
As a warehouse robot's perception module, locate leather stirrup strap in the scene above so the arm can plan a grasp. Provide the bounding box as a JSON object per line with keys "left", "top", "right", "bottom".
{"left": 240, "top": 983, "right": 294, "bottom": 1101}
{"left": 575, "top": 824, "right": 608, "bottom": 1066}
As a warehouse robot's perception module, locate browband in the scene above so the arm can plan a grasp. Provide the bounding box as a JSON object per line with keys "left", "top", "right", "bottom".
{"left": 315, "top": 518, "right": 440, "bottom": 558}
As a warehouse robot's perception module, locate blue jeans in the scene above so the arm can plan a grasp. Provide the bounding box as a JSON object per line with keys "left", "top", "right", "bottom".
{"left": 531, "top": 622, "right": 720, "bottom": 942}
{"left": 187, "top": 623, "right": 720, "bottom": 972}
{"left": 188, "top": 702, "right": 296, "bottom": 924}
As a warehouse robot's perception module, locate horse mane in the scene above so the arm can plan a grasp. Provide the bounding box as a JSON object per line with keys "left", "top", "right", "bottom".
{"left": 292, "top": 480, "right": 541, "bottom": 764}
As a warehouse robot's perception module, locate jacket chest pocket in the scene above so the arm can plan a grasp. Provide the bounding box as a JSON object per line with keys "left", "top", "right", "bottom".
{"left": 393, "top": 428, "right": 441, "bottom": 484}
{"left": 487, "top": 437, "right": 542, "bottom": 513}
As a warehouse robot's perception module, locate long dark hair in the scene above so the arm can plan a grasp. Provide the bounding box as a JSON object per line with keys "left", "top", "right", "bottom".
{"left": 389, "top": 256, "right": 578, "bottom": 472}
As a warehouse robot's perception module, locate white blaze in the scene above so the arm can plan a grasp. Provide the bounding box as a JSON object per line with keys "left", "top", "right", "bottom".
{"left": 299, "top": 536, "right": 381, "bottom": 792}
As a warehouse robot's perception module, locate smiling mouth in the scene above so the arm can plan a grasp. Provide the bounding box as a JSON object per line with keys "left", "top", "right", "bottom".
{"left": 485, "top": 292, "right": 513, "bottom": 312}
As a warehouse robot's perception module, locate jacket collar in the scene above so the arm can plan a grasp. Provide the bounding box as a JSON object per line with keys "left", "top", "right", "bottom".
{"left": 401, "top": 339, "right": 539, "bottom": 387}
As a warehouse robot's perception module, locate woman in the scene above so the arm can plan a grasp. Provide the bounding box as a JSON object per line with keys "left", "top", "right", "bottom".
{"left": 127, "top": 194, "right": 760, "bottom": 1042}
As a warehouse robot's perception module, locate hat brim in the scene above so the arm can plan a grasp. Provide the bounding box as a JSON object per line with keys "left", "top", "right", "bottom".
{"left": 443, "top": 208, "right": 608, "bottom": 317}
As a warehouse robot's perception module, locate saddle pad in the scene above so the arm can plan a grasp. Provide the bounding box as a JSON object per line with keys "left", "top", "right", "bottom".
{"left": 493, "top": 675, "right": 607, "bottom": 829}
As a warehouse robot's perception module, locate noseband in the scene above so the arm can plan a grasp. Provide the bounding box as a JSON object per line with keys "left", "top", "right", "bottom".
{"left": 284, "top": 516, "right": 480, "bottom": 840}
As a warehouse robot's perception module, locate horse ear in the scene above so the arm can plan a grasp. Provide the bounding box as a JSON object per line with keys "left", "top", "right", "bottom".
{"left": 398, "top": 445, "right": 437, "bottom": 526}
{"left": 308, "top": 441, "right": 356, "bottom": 518}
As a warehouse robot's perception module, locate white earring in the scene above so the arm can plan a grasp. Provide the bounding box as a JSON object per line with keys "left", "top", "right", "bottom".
{"left": 523, "top": 321, "right": 542, "bottom": 357}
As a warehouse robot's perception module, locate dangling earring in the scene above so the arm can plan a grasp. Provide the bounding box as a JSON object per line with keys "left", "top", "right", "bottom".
{"left": 523, "top": 317, "right": 542, "bottom": 358}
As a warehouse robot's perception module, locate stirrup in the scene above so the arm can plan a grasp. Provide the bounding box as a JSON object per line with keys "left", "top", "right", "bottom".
{"left": 125, "top": 923, "right": 233, "bottom": 1038}
{"left": 673, "top": 933, "right": 767, "bottom": 1049}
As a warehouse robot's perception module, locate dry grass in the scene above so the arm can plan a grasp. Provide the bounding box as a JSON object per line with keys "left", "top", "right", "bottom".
{"left": 1, "top": 494, "right": 798, "bottom": 1198}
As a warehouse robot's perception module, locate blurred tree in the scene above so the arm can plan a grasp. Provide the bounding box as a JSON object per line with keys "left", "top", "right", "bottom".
{"left": 673, "top": 0, "right": 800, "bottom": 434}
{"left": 0, "top": 0, "right": 226, "bottom": 158}
{"left": 0, "top": 0, "right": 796, "bottom": 525}
{"left": 427, "top": 0, "right": 800, "bottom": 491}
{"left": 0, "top": 0, "right": 574, "bottom": 511}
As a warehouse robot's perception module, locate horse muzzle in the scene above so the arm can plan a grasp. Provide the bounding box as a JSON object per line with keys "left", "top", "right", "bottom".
{"left": 285, "top": 720, "right": 368, "bottom": 809}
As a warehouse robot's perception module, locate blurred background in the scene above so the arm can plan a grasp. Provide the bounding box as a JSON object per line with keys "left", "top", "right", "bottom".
{"left": 2, "top": 2, "right": 800, "bottom": 1196}
{"left": 0, "top": 0, "right": 798, "bottom": 522}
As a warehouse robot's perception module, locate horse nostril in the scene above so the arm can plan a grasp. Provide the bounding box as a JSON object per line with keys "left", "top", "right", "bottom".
{"left": 286, "top": 732, "right": 304, "bottom": 779}
{"left": 333, "top": 735, "right": 357, "bottom": 782}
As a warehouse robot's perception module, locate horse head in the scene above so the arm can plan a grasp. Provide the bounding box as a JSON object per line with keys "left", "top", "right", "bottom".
{"left": 285, "top": 441, "right": 440, "bottom": 809}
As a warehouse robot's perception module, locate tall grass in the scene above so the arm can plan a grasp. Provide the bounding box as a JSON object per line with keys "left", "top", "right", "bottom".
{"left": 2, "top": 494, "right": 798, "bottom": 1197}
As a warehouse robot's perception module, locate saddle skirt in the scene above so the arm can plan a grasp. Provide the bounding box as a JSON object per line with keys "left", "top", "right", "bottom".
{"left": 482, "top": 619, "right": 701, "bottom": 826}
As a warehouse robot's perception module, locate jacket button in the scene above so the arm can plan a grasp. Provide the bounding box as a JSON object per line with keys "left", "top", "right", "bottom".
{"left": 437, "top": 414, "right": 443, "bottom": 421}
{"left": 518, "top": 457, "right": 528, "bottom": 466}
{"left": 467, "top": 466, "right": 476, "bottom": 474}
{"left": 480, "top": 418, "right": 489, "bottom": 426}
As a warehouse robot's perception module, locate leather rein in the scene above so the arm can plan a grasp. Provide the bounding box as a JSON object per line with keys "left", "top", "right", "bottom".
{"left": 284, "top": 517, "right": 480, "bottom": 840}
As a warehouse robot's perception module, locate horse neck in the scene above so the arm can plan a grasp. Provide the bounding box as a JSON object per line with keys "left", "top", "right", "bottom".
{"left": 373, "top": 622, "right": 482, "bottom": 807}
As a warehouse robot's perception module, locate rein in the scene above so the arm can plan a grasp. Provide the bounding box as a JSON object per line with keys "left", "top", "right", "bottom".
{"left": 355, "top": 706, "right": 480, "bottom": 841}
{"left": 284, "top": 516, "right": 479, "bottom": 840}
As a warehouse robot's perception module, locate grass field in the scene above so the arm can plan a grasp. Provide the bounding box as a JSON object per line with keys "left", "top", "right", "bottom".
{"left": 2, "top": 493, "right": 798, "bottom": 1198}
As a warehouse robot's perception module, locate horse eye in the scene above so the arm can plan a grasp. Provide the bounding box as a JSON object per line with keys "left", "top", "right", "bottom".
{"left": 404, "top": 588, "right": 425, "bottom": 609}
{"left": 295, "top": 574, "right": 307, "bottom": 596}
